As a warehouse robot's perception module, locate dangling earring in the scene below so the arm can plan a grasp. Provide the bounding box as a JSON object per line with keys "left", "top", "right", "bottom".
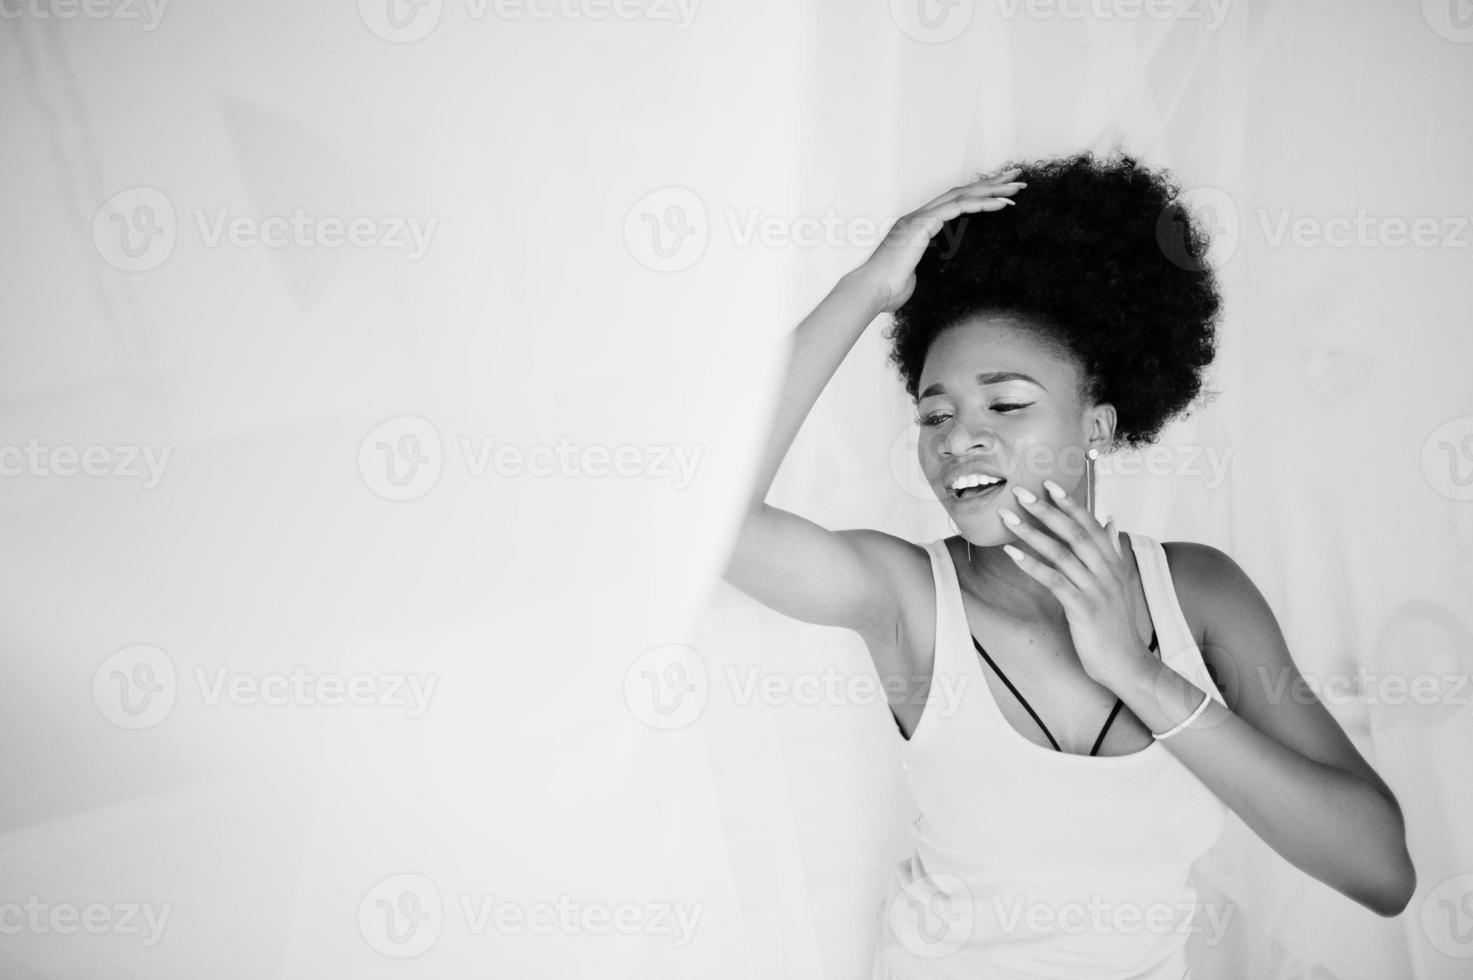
{"left": 1085, "top": 447, "right": 1100, "bottom": 520}
{"left": 946, "top": 514, "right": 973, "bottom": 564}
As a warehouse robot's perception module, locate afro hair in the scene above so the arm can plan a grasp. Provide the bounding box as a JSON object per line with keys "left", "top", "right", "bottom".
{"left": 884, "top": 150, "right": 1223, "bottom": 451}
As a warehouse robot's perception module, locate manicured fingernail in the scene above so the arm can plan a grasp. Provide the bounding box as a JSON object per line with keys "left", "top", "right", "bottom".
{"left": 1003, "top": 544, "right": 1024, "bottom": 561}
{"left": 1043, "top": 480, "right": 1066, "bottom": 499}
{"left": 998, "top": 508, "right": 1020, "bottom": 526}
{"left": 1011, "top": 485, "right": 1036, "bottom": 504}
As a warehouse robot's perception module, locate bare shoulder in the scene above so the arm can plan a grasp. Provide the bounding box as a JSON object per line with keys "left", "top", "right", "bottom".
{"left": 1160, "top": 539, "right": 1254, "bottom": 615}
{"left": 1159, "top": 540, "right": 1260, "bottom": 704}
{"left": 841, "top": 530, "right": 937, "bottom": 682}
{"left": 842, "top": 529, "right": 935, "bottom": 626}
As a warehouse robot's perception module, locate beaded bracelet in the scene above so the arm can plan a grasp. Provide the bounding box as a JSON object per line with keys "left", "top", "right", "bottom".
{"left": 1150, "top": 688, "right": 1211, "bottom": 741}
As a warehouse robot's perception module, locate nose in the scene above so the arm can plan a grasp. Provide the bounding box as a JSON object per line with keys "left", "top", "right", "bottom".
{"left": 941, "top": 413, "right": 997, "bottom": 456}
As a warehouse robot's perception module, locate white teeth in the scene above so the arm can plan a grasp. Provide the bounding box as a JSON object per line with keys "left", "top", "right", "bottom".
{"left": 950, "top": 473, "right": 1003, "bottom": 492}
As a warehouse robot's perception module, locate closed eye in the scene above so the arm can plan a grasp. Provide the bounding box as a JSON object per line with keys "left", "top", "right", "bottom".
{"left": 914, "top": 403, "right": 1031, "bottom": 427}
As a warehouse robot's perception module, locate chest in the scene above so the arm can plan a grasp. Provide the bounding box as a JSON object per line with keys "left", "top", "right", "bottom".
{"left": 961, "top": 597, "right": 1161, "bottom": 757}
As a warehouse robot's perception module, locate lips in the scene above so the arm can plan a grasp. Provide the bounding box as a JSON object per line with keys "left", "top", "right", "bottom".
{"left": 947, "top": 471, "right": 1007, "bottom": 498}
{"left": 950, "top": 481, "right": 1006, "bottom": 507}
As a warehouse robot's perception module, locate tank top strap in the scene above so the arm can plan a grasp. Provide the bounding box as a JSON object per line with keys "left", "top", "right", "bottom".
{"left": 923, "top": 537, "right": 970, "bottom": 681}
{"left": 1125, "top": 531, "right": 1230, "bottom": 708}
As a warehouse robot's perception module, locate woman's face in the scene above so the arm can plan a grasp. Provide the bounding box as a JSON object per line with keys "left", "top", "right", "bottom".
{"left": 915, "top": 313, "right": 1110, "bottom": 545}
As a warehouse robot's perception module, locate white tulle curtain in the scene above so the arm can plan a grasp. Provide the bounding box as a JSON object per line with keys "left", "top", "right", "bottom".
{"left": 2, "top": 0, "right": 1470, "bottom": 977}
{"left": 699, "top": 1, "right": 1473, "bottom": 979}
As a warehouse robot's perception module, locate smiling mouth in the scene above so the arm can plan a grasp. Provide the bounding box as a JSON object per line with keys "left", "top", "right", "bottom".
{"left": 950, "top": 479, "right": 1007, "bottom": 502}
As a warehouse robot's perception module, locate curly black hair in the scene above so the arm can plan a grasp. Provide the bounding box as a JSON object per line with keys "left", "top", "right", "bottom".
{"left": 884, "top": 150, "right": 1222, "bottom": 451}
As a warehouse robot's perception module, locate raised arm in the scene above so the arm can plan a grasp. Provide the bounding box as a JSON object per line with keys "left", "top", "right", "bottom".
{"left": 721, "top": 172, "right": 1025, "bottom": 633}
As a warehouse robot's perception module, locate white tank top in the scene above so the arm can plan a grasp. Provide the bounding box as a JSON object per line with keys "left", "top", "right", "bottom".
{"left": 873, "top": 531, "right": 1229, "bottom": 980}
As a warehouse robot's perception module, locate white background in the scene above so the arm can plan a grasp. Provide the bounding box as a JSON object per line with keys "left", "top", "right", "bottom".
{"left": 2, "top": 0, "right": 1471, "bottom": 976}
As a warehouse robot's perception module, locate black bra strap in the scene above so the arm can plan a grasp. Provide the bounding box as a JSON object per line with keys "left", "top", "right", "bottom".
{"left": 971, "top": 634, "right": 1061, "bottom": 751}
{"left": 1089, "top": 699, "right": 1125, "bottom": 756}
{"left": 972, "top": 627, "right": 1160, "bottom": 756}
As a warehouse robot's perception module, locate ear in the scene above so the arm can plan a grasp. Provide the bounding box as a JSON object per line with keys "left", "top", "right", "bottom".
{"left": 1086, "top": 402, "right": 1116, "bottom": 454}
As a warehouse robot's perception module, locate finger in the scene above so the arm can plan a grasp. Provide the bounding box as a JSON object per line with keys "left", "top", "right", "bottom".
{"left": 1001, "top": 543, "right": 1079, "bottom": 605}
{"left": 916, "top": 167, "right": 1022, "bottom": 209}
{"left": 1011, "top": 484, "right": 1114, "bottom": 581}
{"left": 1104, "top": 516, "right": 1124, "bottom": 559}
{"left": 886, "top": 196, "right": 1015, "bottom": 250}
{"left": 1044, "top": 478, "right": 1115, "bottom": 550}
{"left": 916, "top": 176, "right": 1026, "bottom": 213}
{"left": 1036, "top": 480, "right": 1119, "bottom": 576}
{"left": 997, "top": 505, "right": 1096, "bottom": 594}
{"left": 908, "top": 192, "right": 1018, "bottom": 239}
{"left": 958, "top": 180, "right": 1026, "bottom": 202}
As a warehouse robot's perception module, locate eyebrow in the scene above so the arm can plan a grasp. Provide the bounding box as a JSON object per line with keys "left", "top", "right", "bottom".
{"left": 919, "top": 372, "right": 1047, "bottom": 400}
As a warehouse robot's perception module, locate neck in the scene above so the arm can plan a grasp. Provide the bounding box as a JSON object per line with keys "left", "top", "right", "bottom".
{"left": 955, "top": 538, "right": 1064, "bottom": 622}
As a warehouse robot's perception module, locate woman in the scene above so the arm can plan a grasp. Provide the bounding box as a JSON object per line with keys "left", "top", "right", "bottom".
{"left": 721, "top": 152, "right": 1416, "bottom": 979}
